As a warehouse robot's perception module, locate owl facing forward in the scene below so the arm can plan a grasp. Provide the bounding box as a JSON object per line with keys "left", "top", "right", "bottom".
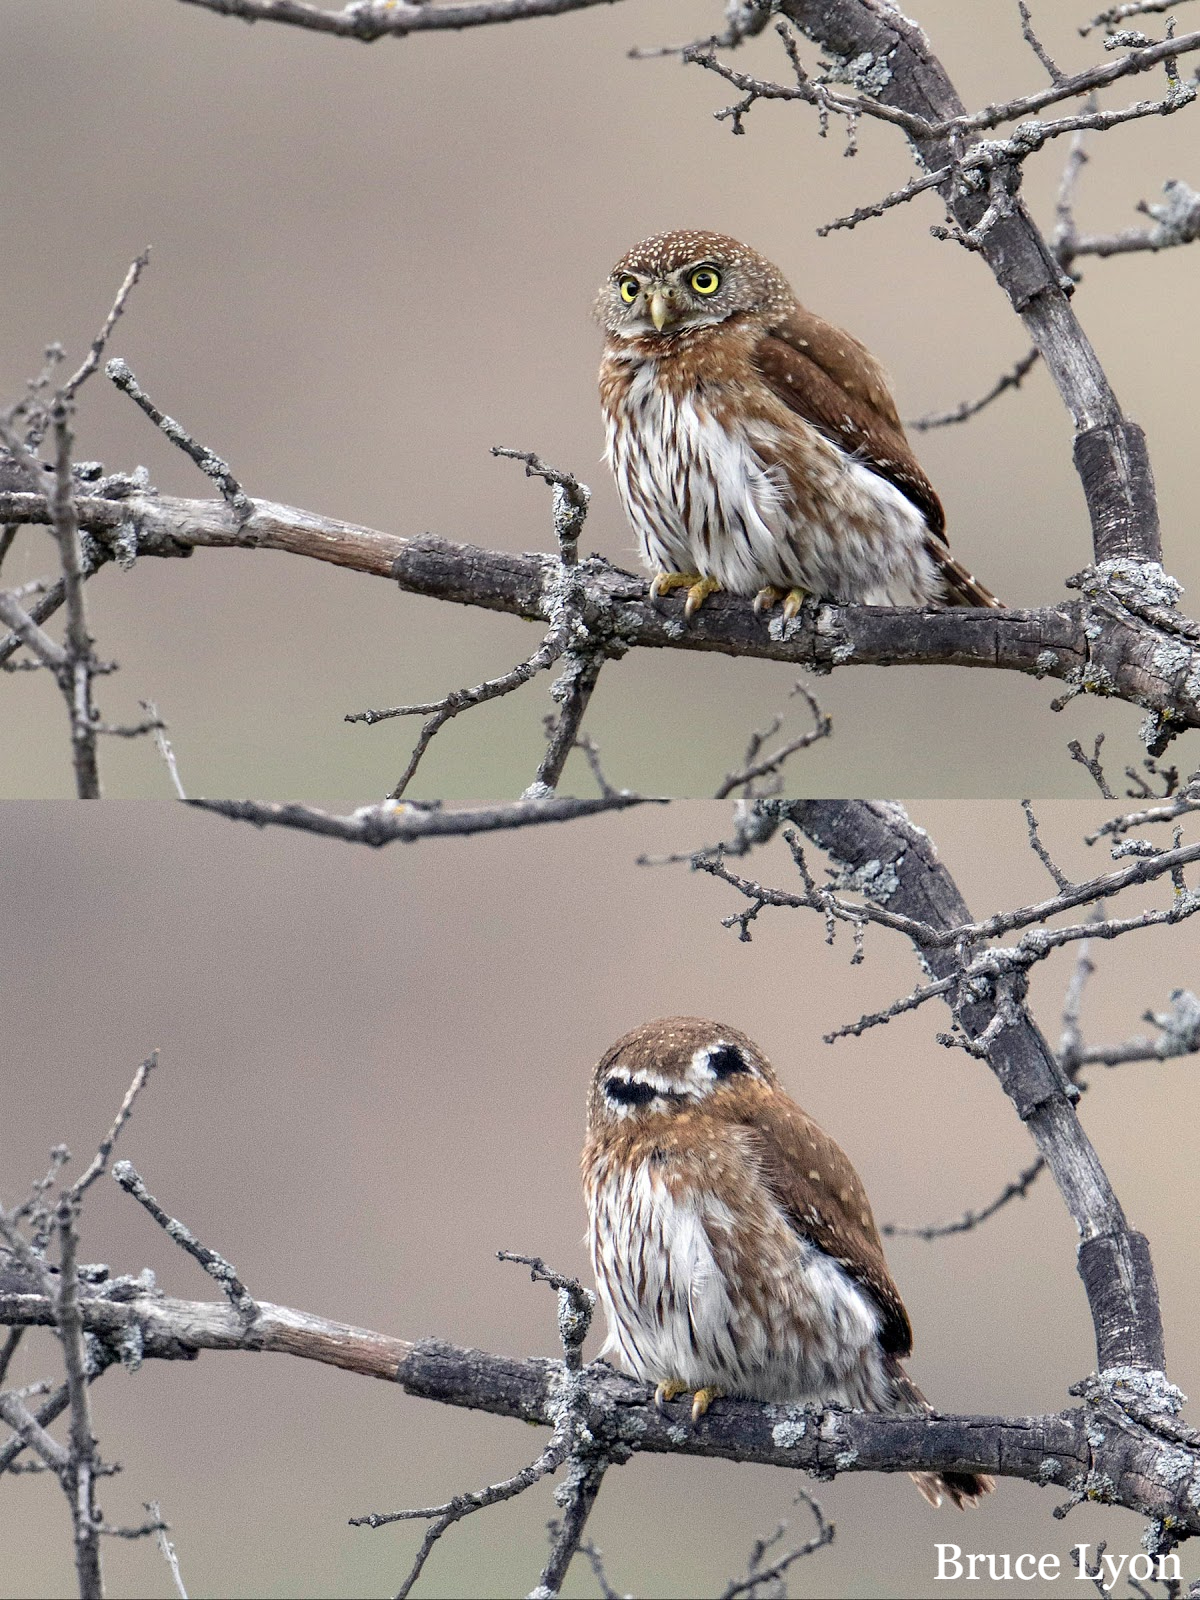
{"left": 581, "top": 1017, "right": 994, "bottom": 1509}
{"left": 595, "top": 231, "right": 999, "bottom": 616}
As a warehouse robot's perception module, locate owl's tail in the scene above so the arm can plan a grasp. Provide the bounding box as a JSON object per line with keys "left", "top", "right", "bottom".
{"left": 884, "top": 1356, "right": 996, "bottom": 1510}
{"left": 927, "top": 536, "right": 1003, "bottom": 609}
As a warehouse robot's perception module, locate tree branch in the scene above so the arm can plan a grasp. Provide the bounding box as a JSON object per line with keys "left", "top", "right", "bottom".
{"left": 6, "top": 487, "right": 1200, "bottom": 747}
{"left": 776, "top": 0, "right": 1170, "bottom": 565}
{"left": 176, "top": 0, "right": 626, "bottom": 41}
{"left": 0, "top": 1274, "right": 1195, "bottom": 1529}
{"left": 781, "top": 800, "right": 1165, "bottom": 1374}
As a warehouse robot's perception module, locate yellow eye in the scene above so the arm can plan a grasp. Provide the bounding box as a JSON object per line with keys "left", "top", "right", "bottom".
{"left": 618, "top": 276, "right": 640, "bottom": 304}
{"left": 690, "top": 267, "right": 721, "bottom": 295}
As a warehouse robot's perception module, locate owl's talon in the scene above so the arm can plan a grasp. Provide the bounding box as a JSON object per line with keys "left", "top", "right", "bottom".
{"left": 654, "top": 1379, "right": 688, "bottom": 1411}
{"left": 781, "top": 587, "right": 809, "bottom": 621}
{"left": 684, "top": 577, "right": 722, "bottom": 617}
{"left": 691, "top": 1386, "right": 722, "bottom": 1423}
{"left": 753, "top": 586, "right": 782, "bottom": 615}
{"left": 649, "top": 571, "right": 699, "bottom": 601}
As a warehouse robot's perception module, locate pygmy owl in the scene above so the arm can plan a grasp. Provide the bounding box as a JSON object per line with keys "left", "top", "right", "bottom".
{"left": 595, "top": 231, "right": 999, "bottom": 616}
{"left": 581, "top": 1017, "right": 994, "bottom": 1509}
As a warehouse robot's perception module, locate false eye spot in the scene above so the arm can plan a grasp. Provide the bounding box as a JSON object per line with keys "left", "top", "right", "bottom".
{"left": 707, "top": 1043, "right": 748, "bottom": 1079}
{"left": 604, "top": 1075, "right": 658, "bottom": 1105}
{"left": 618, "top": 277, "right": 640, "bottom": 304}
{"left": 690, "top": 267, "right": 721, "bottom": 295}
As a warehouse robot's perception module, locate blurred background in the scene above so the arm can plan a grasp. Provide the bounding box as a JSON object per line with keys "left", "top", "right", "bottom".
{"left": 2, "top": 798, "right": 1197, "bottom": 1597}
{"left": 1, "top": 0, "right": 1197, "bottom": 797}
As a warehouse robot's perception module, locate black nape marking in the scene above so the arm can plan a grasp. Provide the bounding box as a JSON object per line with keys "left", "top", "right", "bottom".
{"left": 708, "top": 1043, "right": 749, "bottom": 1080}
{"left": 604, "top": 1075, "right": 661, "bottom": 1106}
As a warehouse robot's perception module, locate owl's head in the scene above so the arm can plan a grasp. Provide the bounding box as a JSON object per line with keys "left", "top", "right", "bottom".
{"left": 587, "top": 1016, "right": 776, "bottom": 1128}
{"left": 594, "top": 230, "right": 791, "bottom": 340}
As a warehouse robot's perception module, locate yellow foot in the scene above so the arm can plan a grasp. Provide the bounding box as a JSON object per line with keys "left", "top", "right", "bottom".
{"left": 753, "top": 586, "right": 782, "bottom": 615}
{"left": 691, "top": 1386, "right": 722, "bottom": 1423}
{"left": 781, "top": 587, "right": 809, "bottom": 621}
{"left": 648, "top": 572, "right": 722, "bottom": 617}
{"left": 654, "top": 1379, "right": 688, "bottom": 1411}
{"left": 649, "top": 571, "right": 700, "bottom": 599}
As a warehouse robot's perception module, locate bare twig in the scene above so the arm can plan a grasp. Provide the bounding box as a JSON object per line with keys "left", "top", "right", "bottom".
{"left": 576, "top": 1539, "right": 626, "bottom": 1600}
{"left": 70, "top": 1054, "right": 159, "bottom": 1201}
{"left": 0, "top": 1327, "right": 23, "bottom": 1389}
{"left": 534, "top": 1458, "right": 607, "bottom": 1598}
{"left": 46, "top": 254, "right": 151, "bottom": 431}
{"left": 932, "top": 26, "right": 1200, "bottom": 134}
{"left": 350, "top": 1421, "right": 570, "bottom": 1598}
{"left": 140, "top": 701, "right": 187, "bottom": 799}
{"left": 112, "top": 1163, "right": 257, "bottom": 1322}
{"left": 187, "top": 791, "right": 662, "bottom": 844}
{"left": 1023, "top": 798, "right": 1074, "bottom": 891}
{"left": 57, "top": 1196, "right": 104, "bottom": 1597}
{"left": 1087, "top": 789, "right": 1200, "bottom": 841}
{"left": 0, "top": 1390, "right": 71, "bottom": 1475}
{"left": 882, "top": 1157, "right": 1046, "bottom": 1240}
{"left": 50, "top": 410, "right": 101, "bottom": 798}
{"left": 146, "top": 1501, "right": 188, "bottom": 1599}
{"left": 1069, "top": 735, "right": 1116, "bottom": 798}
{"left": 1018, "top": 2, "right": 1065, "bottom": 83}
{"left": 907, "top": 346, "right": 1040, "bottom": 431}
{"left": 0, "top": 589, "right": 69, "bottom": 671}
{"left": 1068, "top": 178, "right": 1200, "bottom": 264}
{"left": 497, "top": 1252, "right": 594, "bottom": 1371}
{"left": 106, "top": 360, "right": 251, "bottom": 521}
{"left": 721, "top": 1488, "right": 834, "bottom": 1599}
{"left": 527, "top": 649, "right": 606, "bottom": 796}
{"left": 347, "top": 623, "right": 570, "bottom": 796}
{"left": 714, "top": 684, "right": 832, "bottom": 800}
{"left": 1081, "top": 1, "right": 1197, "bottom": 38}
{"left": 178, "top": 0, "right": 628, "bottom": 41}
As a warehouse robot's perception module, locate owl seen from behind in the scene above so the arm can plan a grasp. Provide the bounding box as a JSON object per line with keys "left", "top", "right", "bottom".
{"left": 595, "top": 231, "right": 1000, "bottom": 617}
{"left": 581, "top": 1016, "right": 995, "bottom": 1509}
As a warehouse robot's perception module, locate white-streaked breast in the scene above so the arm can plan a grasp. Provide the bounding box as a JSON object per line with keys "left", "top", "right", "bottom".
{"left": 585, "top": 1151, "right": 889, "bottom": 1408}
{"left": 602, "top": 354, "right": 943, "bottom": 606}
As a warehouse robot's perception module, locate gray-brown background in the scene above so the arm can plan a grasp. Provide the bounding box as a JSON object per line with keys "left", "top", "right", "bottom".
{"left": 2, "top": 0, "right": 1197, "bottom": 798}
{"left": 2, "top": 800, "right": 1197, "bottom": 1596}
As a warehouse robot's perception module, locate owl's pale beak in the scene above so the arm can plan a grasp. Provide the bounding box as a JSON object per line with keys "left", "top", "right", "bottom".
{"left": 649, "top": 287, "right": 671, "bottom": 332}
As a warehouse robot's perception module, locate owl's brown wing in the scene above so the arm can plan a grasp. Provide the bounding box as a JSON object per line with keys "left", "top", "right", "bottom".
{"left": 742, "top": 1098, "right": 913, "bottom": 1356}
{"left": 751, "top": 307, "right": 1001, "bottom": 609}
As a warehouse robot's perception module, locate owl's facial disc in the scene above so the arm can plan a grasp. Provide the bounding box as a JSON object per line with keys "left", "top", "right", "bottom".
{"left": 602, "top": 1039, "right": 754, "bottom": 1118}
{"left": 609, "top": 258, "right": 728, "bottom": 337}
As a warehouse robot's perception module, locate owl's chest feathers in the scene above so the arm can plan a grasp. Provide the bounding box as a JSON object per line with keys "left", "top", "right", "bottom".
{"left": 599, "top": 338, "right": 940, "bottom": 606}
{"left": 584, "top": 1126, "right": 887, "bottom": 1407}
